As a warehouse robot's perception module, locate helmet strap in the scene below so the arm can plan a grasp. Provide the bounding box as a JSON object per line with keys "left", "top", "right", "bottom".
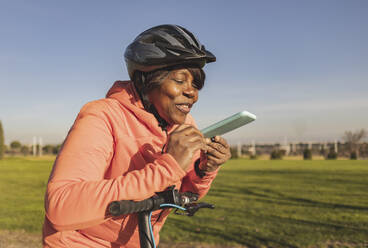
{"left": 134, "top": 72, "right": 169, "bottom": 132}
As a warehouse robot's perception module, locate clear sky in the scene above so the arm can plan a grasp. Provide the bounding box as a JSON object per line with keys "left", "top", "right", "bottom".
{"left": 1, "top": 0, "right": 367, "bottom": 145}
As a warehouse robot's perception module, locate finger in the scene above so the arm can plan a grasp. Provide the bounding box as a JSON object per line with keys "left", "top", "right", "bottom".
{"left": 207, "top": 142, "right": 228, "bottom": 155}
{"left": 206, "top": 145, "right": 226, "bottom": 159}
{"left": 212, "top": 136, "right": 230, "bottom": 149}
{"left": 206, "top": 154, "right": 225, "bottom": 166}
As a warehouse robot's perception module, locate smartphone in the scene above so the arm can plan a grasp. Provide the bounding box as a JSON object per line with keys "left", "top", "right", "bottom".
{"left": 200, "top": 110, "right": 256, "bottom": 138}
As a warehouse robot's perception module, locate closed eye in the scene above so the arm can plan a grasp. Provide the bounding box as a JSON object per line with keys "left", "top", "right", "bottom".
{"left": 173, "top": 79, "right": 201, "bottom": 90}
{"left": 173, "top": 79, "right": 184, "bottom": 84}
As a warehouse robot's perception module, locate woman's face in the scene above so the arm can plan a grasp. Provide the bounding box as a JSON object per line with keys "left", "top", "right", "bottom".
{"left": 147, "top": 68, "right": 199, "bottom": 125}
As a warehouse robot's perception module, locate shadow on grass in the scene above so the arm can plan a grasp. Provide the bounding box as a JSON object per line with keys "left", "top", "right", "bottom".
{"left": 265, "top": 214, "right": 368, "bottom": 234}
{"left": 212, "top": 169, "right": 368, "bottom": 213}
{"left": 224, "top": 169, "right": 368, "bottom": 186}
{"left": 165, "top": 218, "right": 299, "bottom": 248}
{"left": 212, "top": 185, "right": 368, "bottom": 216}
{"left": 237, "top": 186, "right": 368, "bottom": 212}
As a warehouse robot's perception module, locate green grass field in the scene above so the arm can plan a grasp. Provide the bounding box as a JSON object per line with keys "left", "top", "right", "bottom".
{"left": 0, "top": 157, "right": 367, "bottom": 247}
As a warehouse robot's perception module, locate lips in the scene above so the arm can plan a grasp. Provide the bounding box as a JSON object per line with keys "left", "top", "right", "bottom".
{"left": 175, "top": 103, "right": 192, "bottom": 114}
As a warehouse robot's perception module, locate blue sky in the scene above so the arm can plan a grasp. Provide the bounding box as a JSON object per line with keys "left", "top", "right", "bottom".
{"left": 1, "top": 0, "right": 367, "bottom": 145}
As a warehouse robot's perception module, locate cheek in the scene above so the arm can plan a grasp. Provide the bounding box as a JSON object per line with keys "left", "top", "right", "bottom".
{"left": 193, "top": 92, "right": 199, "bottom": 102}
{"left": 161, "top": 83, "right": 181, "bottom": 98}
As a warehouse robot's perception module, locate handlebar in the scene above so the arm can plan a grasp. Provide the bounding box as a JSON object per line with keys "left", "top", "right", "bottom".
{"left": 108, "top": 186, "right": 193, "bottom": 216}
{"left": 109, "top": 198, "right": 155, "bottom": 216}
{"left": 108, "top": 186, "right": 203, "bottom": 217}
{"left": 107, "top": 186, "right": 214, "bottom": 248}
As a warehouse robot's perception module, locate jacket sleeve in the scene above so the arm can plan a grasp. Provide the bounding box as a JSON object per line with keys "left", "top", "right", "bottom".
{"left": 179, "top": 115, "right": 219, "bottom": 199}
{"left": 45, "top": 101, "right": 187, "bottom": 231}
{"left": 180, "top": 153, "right": 219, "bottom": 199}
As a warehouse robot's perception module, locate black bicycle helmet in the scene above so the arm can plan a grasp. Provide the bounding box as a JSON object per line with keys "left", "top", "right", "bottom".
{"left": 124, "top": 24, "right": 216, "bottom": 79}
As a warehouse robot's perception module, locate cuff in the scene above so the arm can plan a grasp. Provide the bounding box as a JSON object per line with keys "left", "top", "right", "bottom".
{"left": 194, "top": 159, "right": 206, "bottom": 178}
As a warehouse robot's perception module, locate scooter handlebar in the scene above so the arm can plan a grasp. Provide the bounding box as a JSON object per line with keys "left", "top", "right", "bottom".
{"left": 109, "top": 198, "right": 155, "bottom": 216}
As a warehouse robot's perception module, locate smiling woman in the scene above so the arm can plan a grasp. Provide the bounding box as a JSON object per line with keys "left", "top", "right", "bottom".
{"left": 42, "top": 24, "right": 231, "bottom": 248}
{"left": 146, "top": 67, "right": 204, "bottom": 125}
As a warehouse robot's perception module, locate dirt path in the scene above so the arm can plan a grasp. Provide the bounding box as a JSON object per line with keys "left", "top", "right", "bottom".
{"left": 1, "top": 230, "right": 364, "bottom": 248}
{"left": 0, "top": 230, "right": 246, "bottom": 248}
{"left": 0, "top": 230, "right": 41, "bottom": 248}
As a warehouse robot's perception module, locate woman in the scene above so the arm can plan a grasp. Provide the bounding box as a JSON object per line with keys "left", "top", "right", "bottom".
{"left": 43, "top": 24, "right": 231, "bottom": 248}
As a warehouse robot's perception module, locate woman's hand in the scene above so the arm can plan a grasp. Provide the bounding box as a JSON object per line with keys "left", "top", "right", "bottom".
{"left": 166, "top": 124, "right": 206, "bottom": 171}
{"left": 202, "top": 136, "right": 231, "bottom": 172}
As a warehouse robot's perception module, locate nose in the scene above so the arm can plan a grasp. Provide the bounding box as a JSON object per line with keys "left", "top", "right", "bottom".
{"left": 183, "top": 82, "right": 197, "bottom": 99}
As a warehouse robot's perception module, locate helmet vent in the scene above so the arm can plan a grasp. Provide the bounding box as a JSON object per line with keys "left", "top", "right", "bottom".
{"left": 166, "top": 48, "right": 181, "bottom": 56}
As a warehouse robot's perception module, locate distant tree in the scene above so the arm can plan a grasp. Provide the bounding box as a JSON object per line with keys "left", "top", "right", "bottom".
{"left": 326, "top": 148, "right": 338, "bottom": 160}
{"left": 10, "top": 141, "right": 22, "bottom": 150}
{"left": 0, "top": 121, "right": 4, "bottom": 159}
{"left": 360, "top": 143, "right": 368, "bottom": 158}
{"left": 53, "top": 144, "right": 62, "bottom": 155}
{"left": 230, "top": 146, "right": 238, "bottom": 159}
{"left": 343, "top": 129, "right": 367, "bottom": 159}
{"left": 36, "top": 144, "right": 40, "bottom": 154}
{"left": 303, "top": 149, "right": 312, "bottom": 160}
{"left": 249, "top": 154, "right": 258, "bottom": 160}
{"left": 270, "top": 150, "right": 283, "bottom": 160}
{"left": 43, "top": 145, "right": 54, "bottom": 154}
{"left": 350, "top": 151, "right": 357, "bottom": 160}
{"left": 21, "top": 145, "right": 30, "bottom": 156}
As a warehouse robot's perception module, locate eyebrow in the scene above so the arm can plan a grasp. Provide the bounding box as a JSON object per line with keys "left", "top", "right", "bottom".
{"left": 173, "top": 71, "right": 189, "bottom": 78}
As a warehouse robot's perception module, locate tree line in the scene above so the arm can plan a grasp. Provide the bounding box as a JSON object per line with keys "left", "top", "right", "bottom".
{"left": 0, "top": 120, "right": 62, "bottom": 158}
{"left": 230, "top": 129, "right": 367, "bottom": 160}
{"left": 0, "top": 120, "right": 366, "bottom": 160}
{"left": 4, "top": 140, "right": 62, "bottom": 156}
{"left": 0, "top": 121, "right": 4, "bottom": 159}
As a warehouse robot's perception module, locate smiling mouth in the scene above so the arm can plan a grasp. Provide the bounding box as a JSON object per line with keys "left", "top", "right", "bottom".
{"left": 175, "top": 103, "right": 192, "bottom": 114}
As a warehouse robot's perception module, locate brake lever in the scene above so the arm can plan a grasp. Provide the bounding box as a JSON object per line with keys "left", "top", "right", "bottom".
{"left": 174, "top": 202, "right": 215, "bottom": 216}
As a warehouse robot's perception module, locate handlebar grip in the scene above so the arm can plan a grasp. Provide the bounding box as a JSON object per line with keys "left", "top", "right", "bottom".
{"left": 109, "top": 199, "right": 154, "bottom": 216}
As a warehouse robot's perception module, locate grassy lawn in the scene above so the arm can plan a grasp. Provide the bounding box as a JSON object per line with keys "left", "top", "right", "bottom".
{"left": 0, "top": 157, "right": 51, "bottom": 232}
{"left": 0, "top": 157, "right": 368, "bottom": 247}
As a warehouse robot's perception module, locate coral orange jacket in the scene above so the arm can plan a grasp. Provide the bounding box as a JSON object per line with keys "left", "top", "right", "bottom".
{"left": 43, "top": 81, "right": 218, "bottom": 247}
